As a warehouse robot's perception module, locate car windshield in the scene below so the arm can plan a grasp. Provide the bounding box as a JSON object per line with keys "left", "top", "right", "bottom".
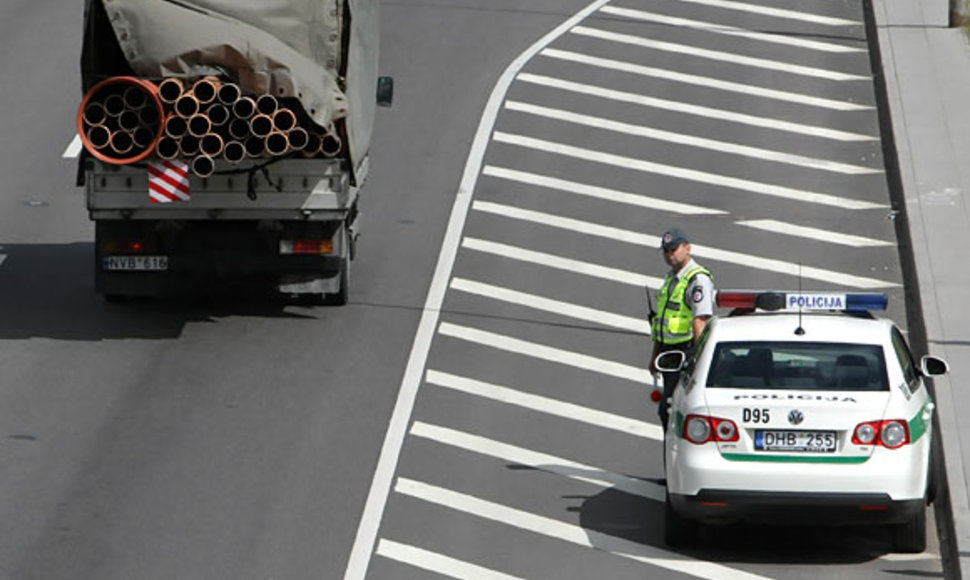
{"left": 706, "top": 341, "right": 888, "bottom": 391}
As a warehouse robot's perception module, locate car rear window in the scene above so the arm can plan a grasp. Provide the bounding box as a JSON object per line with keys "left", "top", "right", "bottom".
{"left": 706, "top": 341, "right": 888, "bottom": 391}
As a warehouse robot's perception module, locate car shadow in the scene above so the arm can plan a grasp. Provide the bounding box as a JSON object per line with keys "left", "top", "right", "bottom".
{"left": 574, "top": 484, "right": 894, "bottom": 566}
{"left": 0, "top": 242, "right": 317, "bottom": 341}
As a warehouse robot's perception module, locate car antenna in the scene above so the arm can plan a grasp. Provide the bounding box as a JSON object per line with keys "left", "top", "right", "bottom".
{"left": 795, "top": 263, "right": 805, "bottom": 336}
{"left": 645, "top": 283, "right": 656, "bottom": 324}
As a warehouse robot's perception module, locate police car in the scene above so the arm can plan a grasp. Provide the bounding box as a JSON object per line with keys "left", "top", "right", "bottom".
{"left": 655, "top": 291, "right": 948, "bottom": 552}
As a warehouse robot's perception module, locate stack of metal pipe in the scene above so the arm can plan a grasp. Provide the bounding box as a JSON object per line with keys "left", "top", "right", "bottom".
{"left": 78, "top": 76, "right": 344, "bottom": 177}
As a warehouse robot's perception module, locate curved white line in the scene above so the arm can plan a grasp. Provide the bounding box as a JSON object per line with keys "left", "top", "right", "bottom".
{"left": 340, "top": 2, "right": 615, "bottom": 578}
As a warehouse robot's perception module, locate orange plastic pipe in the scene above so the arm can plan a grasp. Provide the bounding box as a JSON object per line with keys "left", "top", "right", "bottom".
{"left": 77, "top": 76, "right": 164, "bottom": 165}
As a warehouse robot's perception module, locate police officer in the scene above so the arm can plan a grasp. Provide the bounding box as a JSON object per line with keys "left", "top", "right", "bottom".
{"left": 649, "top": 228, "right": 715, "bottom": 429}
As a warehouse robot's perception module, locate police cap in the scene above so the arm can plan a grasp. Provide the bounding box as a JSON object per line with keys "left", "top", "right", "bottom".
{"left": 660, "top": 228, "right": 689, "bottom": 250}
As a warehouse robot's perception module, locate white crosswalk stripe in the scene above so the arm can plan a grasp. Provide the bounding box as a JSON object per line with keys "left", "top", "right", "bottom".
{"left": 599, "top": 6, "right": 864, "bottom": 53}
{"left": 472, "top": 201, "right": 899, "bottom": 289}
{"left": 736, "top": 219, "right": 893, "bottom": 247}
{"left": 411, "top": 422, "right": 665, "bottom": 500}
{"left": 493, "top": 132, "right": 885, "bottom": 209}
{"left": 541, "top": 49, "right": 872, "bottom": 111}
{"left": 450, "top": 278, "right": 651, "bottom": 334}
{"left": 438, "top": 322, "right": 652, "bottom": 383}
{"left": 377, "top": 539, "right": 527, "bottom": 580}
{"left": 666, "top": 0, "right": 861, "bottom": 25}
{"left": 461, "top": 237, "right": 662, "bottom": 288}
{"left": 62, "top": 134, "right": 83, "bottom": 159}
{"left": 504, "top": 101, "right": 881, "bottom": 175}
{"left": 396, "top": 478, "right": 776, "bottom": 580}
{"left": 483, "top": 165, "right": 726, "bottom": 215}
{"left": 572, "top": 26, "right": 871, "bottom": 81}
{"left": 425, "top": 370, "right": 663, "bottom": 440}
{"left": 515, "top": 73, "right": 877, "bottom": 142}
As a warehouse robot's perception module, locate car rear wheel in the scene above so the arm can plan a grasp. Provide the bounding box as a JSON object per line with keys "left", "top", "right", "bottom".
{"left": 892, "top": 506, "right": 926, "bottom": 553}
{"left": 664, "top": 493, "right": 697, "bottom": 548}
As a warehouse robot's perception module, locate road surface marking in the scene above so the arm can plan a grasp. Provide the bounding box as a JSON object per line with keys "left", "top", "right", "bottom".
{"left": 472, "top": 201, "right": 899, "bottom": 289}
{"left": 572, "top": 26, "right": 870, "bottom": 81}
{"left": 450, "top": 278, "right": 650, "bottom": 334}
{"left": 438, "top": 322, "right": 651, "bottom": 383}
{"left": 504, "top": 101, "right": 881, "bottom": 175}
{"left": 599, "top": 6, "right": 864, "bottom": 53}
{"left": 62, "top": 134, "right": 83, "bottom": 159}
{"left": 426, "top": 370, "right": 663, "bottom": 440}
{"left": 483, "top": 165, "right": 726, "bottom": 214}
{"left": 341, "top": 1, "right": 616, "bottom": 578}
{"left": 541, "top": 49, "right": 872, "bottom": 111}
{"left": 461, "top": 237, "right": 662, "bottom": 289}
{"left": 492, "top": 132, "right": 885, "bottom": 210}
{"left": 670, "top": 0, "right": 860, "bottom": 26}
{"left": 396, "top": 478, "right": 775, "bottom": 580}
{"left": 515, "top": 74, "right": 876, "bottom": 141}
{"left": 736, "top": 219, "right": 893, "bottom": 247}
{"left": 411, "top": 421, "right": 665, "bottom": 500}
{"left": 377, "top": 539, "right": 526, "bottom": 579}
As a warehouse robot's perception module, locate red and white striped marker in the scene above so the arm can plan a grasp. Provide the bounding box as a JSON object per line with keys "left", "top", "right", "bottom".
{"left": 148, "top": 160, "right": 191, "bottom": 203}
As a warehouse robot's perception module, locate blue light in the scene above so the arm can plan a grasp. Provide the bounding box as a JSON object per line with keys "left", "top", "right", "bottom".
{"left": 844, "top": 293, "right": 888, "bottom": 312}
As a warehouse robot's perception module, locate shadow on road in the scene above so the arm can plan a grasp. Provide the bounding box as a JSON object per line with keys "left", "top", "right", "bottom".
{"left": 0, "top": 242, "right": 316, "bottom": 341}
{"left": 576, "top": 485, "right": 895, "bottom": 567}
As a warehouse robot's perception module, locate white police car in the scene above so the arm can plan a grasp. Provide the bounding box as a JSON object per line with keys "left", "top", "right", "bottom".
{"left": 655, "top": 291, "right": 949, "bottom": 552}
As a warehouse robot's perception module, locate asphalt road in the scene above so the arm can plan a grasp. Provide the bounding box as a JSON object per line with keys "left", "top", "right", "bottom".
{"left": 0, "top": 0, "right": 945, "bottom": 579}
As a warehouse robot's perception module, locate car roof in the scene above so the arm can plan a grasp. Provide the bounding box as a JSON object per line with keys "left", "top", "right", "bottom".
{"left": 708, "top": 312, "right": 894, "bottom": 345}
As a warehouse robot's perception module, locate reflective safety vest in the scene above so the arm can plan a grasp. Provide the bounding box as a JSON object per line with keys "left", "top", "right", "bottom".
{"left": 651, "top": 263, "right": 713, "bottom": 345}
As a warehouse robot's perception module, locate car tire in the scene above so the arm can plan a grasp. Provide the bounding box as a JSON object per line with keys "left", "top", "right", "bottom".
{"left": 892, "top": 506, "right": 926, "bottom": 553}
{"left": 664, "top": 492, "right": 697, "bottom": 548}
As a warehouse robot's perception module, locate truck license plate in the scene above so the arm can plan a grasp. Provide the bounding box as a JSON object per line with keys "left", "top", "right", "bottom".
{"left": 755, "top": 430, "right": 836, "bottom": 453}
{"left": 103, "top": 255, "right": 168, "bottom": 271}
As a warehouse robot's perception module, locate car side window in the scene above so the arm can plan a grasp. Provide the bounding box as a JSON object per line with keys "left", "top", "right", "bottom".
{"left": 891, "top": 327, "right": 920, "bottom": 390}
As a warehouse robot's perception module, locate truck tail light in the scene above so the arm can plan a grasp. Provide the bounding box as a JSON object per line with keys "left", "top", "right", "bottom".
{"left": 100, "top": 239, "right": 152, "bottom": 254}
{"left": 684, "top": 415, "right": 739, "bottom": 444}
{"left": 852, "top": 420, "right": 910, "bottom": 449}
{"left": 280, "top": 239, "right": 333, "bottom": 255}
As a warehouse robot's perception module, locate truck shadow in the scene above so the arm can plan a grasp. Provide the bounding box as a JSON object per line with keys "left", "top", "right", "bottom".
{"left": 0, "top": 243, "right": 314, "bottom": 340}
{"left": 575, "top": 485, "right": 893, "bottom": 567}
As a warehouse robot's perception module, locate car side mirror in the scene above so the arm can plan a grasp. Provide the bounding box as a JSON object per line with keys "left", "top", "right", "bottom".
{"left": 655, "top": 350, "right": 685, "bottom": 373}
{"left": 921, "top": 355, "right": 949, "bottom": 376}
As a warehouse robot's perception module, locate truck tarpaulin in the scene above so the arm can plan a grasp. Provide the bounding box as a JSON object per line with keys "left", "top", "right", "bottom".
{"left": 89, "top": 0, "right": 378, "bottom": 175}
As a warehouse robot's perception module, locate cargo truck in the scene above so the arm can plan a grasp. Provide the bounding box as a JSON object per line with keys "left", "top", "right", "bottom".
{"left": 77, "top": 0, "right": 391, "bottom": 303}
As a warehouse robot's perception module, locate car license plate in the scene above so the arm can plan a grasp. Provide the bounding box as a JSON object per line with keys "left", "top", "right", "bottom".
{"left": 755, "top": 430, "right": 836, "bottom": 452}
{"left": 103, "top": 255, "right": 168, "bottom": 271}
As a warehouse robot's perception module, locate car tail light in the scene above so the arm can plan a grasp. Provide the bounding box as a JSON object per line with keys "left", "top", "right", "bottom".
{"left": 880, "top": 421, "right": 909, "bottom": 448}
{"left": 684, "top": 414, "right": 739, "bottom": 444}
{"left": 852, "top": 420, "right": 910, "bottom": 449}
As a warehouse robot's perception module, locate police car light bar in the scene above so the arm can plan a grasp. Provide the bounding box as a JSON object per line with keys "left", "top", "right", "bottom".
{"left": 716, "top": 291, "right": 888, "bottom": 312}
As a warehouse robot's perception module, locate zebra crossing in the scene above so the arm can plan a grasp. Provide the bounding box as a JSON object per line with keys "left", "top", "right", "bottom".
{"left": 347, "top": 0, "right": 935, "bottom": 577}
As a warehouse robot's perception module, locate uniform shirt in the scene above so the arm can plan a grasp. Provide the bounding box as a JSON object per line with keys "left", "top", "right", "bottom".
{"left": 670, "top": 258, "right": 715, "bottom": 319}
